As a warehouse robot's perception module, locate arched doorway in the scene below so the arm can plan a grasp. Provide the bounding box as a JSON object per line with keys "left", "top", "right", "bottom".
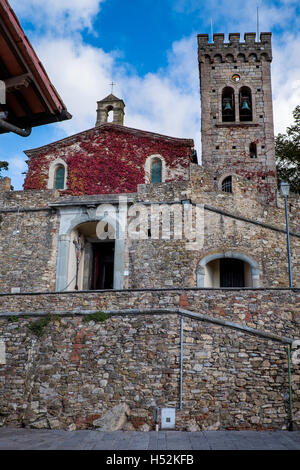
{"left": 55, "top": 206, "right": 125, "bottom": 292}
{"left": 197, "top": 252, "right": 260, "bottom": 288}
{"left": 67, "top": 221, "right": 116, "bottom": 291}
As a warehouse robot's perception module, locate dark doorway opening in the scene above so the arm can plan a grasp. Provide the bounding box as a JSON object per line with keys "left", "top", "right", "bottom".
{"left": 220, "top": 258, "right": 245, "bottom": 287}
{"left": 91, "top": 242, "right": 114, "bottom": 290}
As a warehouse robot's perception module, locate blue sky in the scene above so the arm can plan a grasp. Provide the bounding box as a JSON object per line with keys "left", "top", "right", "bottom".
{"left": 2, "top": 0, "right": 300, "bottom": 189}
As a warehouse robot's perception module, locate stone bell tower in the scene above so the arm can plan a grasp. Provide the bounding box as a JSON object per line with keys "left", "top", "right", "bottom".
{"left": 198, "top": 32, "right": 277, "bottom": 203}
{"left": 95, "top": 94, "right": 125, "bottom": 126}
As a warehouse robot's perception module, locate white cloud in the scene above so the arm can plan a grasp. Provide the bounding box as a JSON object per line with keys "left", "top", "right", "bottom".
{"left": 172, "top": 0, "right": 298, "bottom": 34}
{"left": 35, "top": 36, "right": 114, "bottom": 134}
{"left": 272, "top": 34, "right": 300, "bottom": 134}
{"left": 33, "top": 33, "right": 201, "bottom": 155}
{"left": 10, "top": 0, "right": 105, "bottom": 33}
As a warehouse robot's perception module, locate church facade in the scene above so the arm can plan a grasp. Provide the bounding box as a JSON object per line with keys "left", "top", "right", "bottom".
{"left": 0, "top": 32, "right": 299, "bottom": 431}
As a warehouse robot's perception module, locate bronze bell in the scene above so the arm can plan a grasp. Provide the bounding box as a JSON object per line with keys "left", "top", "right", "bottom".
{"left": 223, "top": 102, "right": 232, "bottom": 111}
{"left": 241, "top": 99, "right": 251, "bottom": 110}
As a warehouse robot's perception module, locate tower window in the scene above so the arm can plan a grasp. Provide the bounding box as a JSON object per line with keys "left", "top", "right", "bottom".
{"left": 54, "top": 165, "right": 65, "bottom": 189}
{"left": 222, "top": 87, "right": 235, "bottom": 122}
{"left": 249, "top": 142, "right": 257, "bottom": 158}
{"left": 221, "top": 176, "right": 232, "bottom": 193}
{"left": 239, "top": 86, "right": 252, "bottom": 122}
{"left": 151, "top": 158, "right": 162, "bottom": 183}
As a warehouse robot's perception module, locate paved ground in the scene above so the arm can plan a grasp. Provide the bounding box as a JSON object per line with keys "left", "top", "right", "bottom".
{"left": 0, "top": 428, "right": 299, "bottom": 450}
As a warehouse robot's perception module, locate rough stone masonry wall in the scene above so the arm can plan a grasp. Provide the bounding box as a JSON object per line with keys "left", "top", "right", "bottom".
{"left": 0, "top": 289, "right": 299, "bottom": 431}
{"left": 132, "top": 172, "right": 300, "bottom": 289}
{"left": 0, "top": 189, "right": 59, "bottom": 293}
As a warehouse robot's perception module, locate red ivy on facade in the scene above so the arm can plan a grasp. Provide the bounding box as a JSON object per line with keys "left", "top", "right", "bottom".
{"left": 24, "top": 128, "right": 192, "bottom": 196}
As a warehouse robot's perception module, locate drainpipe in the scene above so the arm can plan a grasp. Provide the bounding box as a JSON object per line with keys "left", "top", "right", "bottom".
{"left": 155, "top": 407, "right": 159, "bottom": 432}
{"left": 0, "top": 118, "right": 31, "bottom": 137}
{"left": 287, "top": 344, "right": 294, "bottom": 431}
{"left": 179, "top": 317, "right": 183, "bottom": 411}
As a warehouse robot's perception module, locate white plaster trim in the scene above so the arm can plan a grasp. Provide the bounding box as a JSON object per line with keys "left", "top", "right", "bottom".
{"left": 144, "top": 154, "right": 166, "bottom": 183}
{"left": 48, "top": 158, "right": 67, "bottom": 190}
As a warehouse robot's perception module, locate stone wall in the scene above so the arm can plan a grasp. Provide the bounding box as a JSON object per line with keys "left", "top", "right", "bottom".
{"left": 0, "top": 189, "right": 59, "bottom": 293}
{"left": 0, "top": 191, "right": 59, "bottom": 292}
{"left": 131, "top": 169, "right": 300, "bottom": 289}
{"left": 0, "top": 289, "right": 299, "bottom": 431}
{"left": 1, "top": 170, "right": 299, "bottom": 294}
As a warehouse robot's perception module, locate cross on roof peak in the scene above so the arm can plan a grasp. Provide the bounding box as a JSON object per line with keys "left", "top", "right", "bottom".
{"left": 109, "top": 81, "right": 116, "bottom": 94}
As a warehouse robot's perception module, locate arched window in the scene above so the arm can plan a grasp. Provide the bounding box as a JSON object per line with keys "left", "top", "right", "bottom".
{"left": 151, "top": 158, "right": 162, "bottom": 183}
{"left": 221, "top": 176, "right": 232, "bottom": 193}
{"left": 54, "top": 165, "right": 65, "bottom": 189}
{"left": 239, "top": 86, "right": 252, "bottom": 121}
{"left": 237, "top": 53, "right": 246, "bottom": 62}
{"left": 197, "top": 252, "right": 260, "bottom": 288}
{"left": 225, "top": 54, "right": 234, "bottom": 63}
{"left": 222, "top": 87, "right": 235, "bottom": 122}
{"left": 249, "top": 142, "right": 257, "bottom": 158}
{"left": 107, "top": 105, "right": 114, "bottom": 122}
{"left": 248, "top": 53, "right": 258, "bottom": 62}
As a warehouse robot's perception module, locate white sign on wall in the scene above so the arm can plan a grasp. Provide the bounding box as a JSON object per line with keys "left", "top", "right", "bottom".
{"left": 161, "top": 408, "right": 176, "bottom": 429}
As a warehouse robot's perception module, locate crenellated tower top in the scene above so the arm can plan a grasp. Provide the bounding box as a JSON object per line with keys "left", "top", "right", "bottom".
{"left": 198, "top": 32, "right": 272, "bottom": 64}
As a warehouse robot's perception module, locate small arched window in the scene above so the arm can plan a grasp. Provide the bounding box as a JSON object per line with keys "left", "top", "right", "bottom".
{"left": 222, "top": 87, "right": 235, "bottom": 122}
{"left": 107, "top": 105, "right": 114, "bottom": 123}
{"left": 237, "top": 53, "right": 246, "bottom": 63}
{"left": 239, "top": 86, "right": 252, "bottom": 121}
{"left": 249, "top": 142, "right": 257, "bottom": 158}
{"left": 151, "top": 158, "right": 162, "bottom": 183}
{"left": 54, "top": 165, "right": 65, "bottom": 189}
{"left": 221, "top": 176, "right": 232, "bottom": 193}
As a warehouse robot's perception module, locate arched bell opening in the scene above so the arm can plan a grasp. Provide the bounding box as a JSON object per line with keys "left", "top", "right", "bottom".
{"left": 239, "top": 86, "right": 253, "bottom": 122}
{"left": 222, "top": 87, "right": 235, "bottom": 122}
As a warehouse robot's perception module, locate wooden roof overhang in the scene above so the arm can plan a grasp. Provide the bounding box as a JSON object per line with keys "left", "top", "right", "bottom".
{"left": 0, "top": 0, "right": 71, "bottom": 135}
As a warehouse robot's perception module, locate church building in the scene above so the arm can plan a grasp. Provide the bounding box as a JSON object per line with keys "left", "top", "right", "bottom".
{"left": 0, "top": 30, "right": 299, "bottom": 432}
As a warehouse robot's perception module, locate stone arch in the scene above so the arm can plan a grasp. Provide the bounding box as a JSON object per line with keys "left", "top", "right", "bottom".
{"left": 196, "top": 251, "right": 260, "bottom": 288}
{"left": 48, "top": 158, "right": 67, "bottom": 190}
{"left": 248, "top": 53, "right": 258, "bottom": 62}
{"left": 221, "top": 86, "right": 235, "bottom": 122}
{"left": 144, "top": 154, "right": 166, "bottom": 183}
{"left": 218, "top": 173, "right": 235, "bottom": 193}
{"left": 225, "top": 54, "right": 234, "bottom": 63}
{"left": 260, "top": 52, "right": 270, "bottom": 62}
{"left": 213, "top": 54, "right": 222, "bottom": 63}
{"left": 221, "top": 175, "right": 233, "bottom": 193}
{"left": 237, "top": 53, "right": 246, "bottom": 62}
{"left": 56, "top": 206, "right": 126, "bottom": 292}
{"left": 106, "top": 105, "right": 114, "bottom": 122}
{"left": 238, "top": 85, "right": 253, "bottom": 121}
